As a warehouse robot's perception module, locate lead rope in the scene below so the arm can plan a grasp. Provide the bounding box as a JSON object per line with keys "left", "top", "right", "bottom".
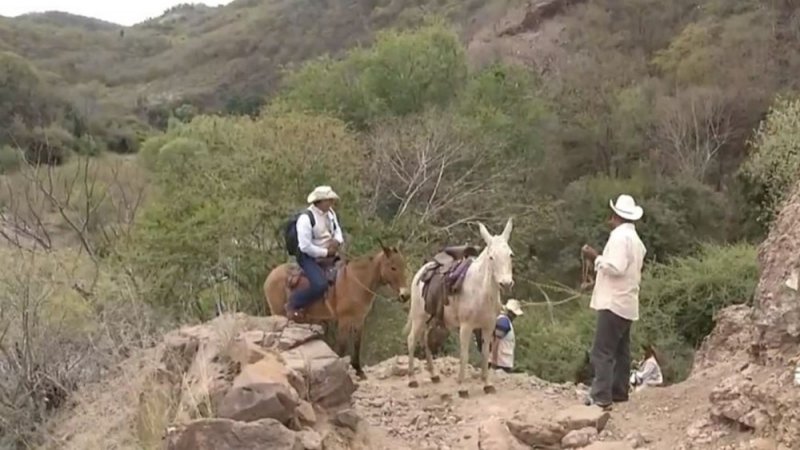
{"left": 580, "top": 253, "right": 595, "bottom": 292}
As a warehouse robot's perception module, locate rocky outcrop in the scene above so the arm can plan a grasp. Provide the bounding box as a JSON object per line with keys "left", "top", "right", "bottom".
{"left": 147, "top": 314, "right": 362, "bottom": 450}
{"left": 693, "top": 305, "right": 756, "bottom": 372}
{"left": 752, "top": 182, "right": 800, "bottom": 354}
{"left": 497, "top": 0, "right": 587, "bottom": 37}
{"left": 698, "top": 181, "right": 800, "bottom": 448}
{"left": 164, "top": 418, "right": 303, "bottom": 450}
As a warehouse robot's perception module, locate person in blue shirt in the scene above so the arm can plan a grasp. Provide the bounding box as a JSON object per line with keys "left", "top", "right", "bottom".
{"left": 490, "top": 299, "right": 524, "bottom": 372}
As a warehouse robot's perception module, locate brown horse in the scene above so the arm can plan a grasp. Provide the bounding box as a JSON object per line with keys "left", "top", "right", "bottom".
{"left": 264, "top": 244, "right": 410, "bottom": 379}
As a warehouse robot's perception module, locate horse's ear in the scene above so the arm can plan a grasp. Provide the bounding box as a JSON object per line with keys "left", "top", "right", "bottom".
{"left": 378, "top": 238, "right": 391, "bottom": 254}
{"left": 501, "top": 217, "right": 513, "bottom": 241}
{"left": 478, "top": 222, "right": 493, "bottom": 245}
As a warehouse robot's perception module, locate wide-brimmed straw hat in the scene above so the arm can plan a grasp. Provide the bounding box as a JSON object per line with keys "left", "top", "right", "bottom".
{"left": 504, "top": 299, "right": 523, "bottom": 316}
{"left": 307, "top": 186, "right": 339, "bottom": 204}
{"left": 609, "top": 194, "right": 643, "bottom": 221}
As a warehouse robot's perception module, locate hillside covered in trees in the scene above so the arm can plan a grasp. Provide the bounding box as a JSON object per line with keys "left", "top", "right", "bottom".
{"left": 3, "top": 0, "right": 800, "bottom": 447}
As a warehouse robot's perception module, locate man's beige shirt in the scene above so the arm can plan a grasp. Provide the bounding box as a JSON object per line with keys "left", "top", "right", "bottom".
{"left": 590, "top": 223, "right": 647, "bottom": 321}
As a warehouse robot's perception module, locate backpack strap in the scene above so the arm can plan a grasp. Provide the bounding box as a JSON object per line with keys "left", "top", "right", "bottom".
{"left": 305, "top": 209, "right": 315, "bottom": 228}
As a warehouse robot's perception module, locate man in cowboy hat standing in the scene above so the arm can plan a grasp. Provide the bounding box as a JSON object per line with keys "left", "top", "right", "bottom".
{"left": 491, "top": 299, "right": 524, "bottom": 373}
{"left": 581, "top": 194, "right": 647, "bottom": 409}
{"left": 288, "top": 186, "right": 345, "bottom": 318}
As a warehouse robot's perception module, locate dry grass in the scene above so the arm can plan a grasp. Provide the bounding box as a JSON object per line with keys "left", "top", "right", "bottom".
{"left": 0, "top": 154, "right": 147, "bottom": 253}
{"left": 41, "top": 313, "right": 256, "bottom": 450}
{"left": 0, "top": 245, "right": 164, "bottom": 449}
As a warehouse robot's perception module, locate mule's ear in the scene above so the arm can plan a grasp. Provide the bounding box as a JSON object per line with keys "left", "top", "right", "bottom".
{"left": 478, "top": 222, "right": 493, "bottom": 245}
{"left": 378, "top": 238, "right": 391, "bottom": 254}
{"left": 501, "top": 217, "right": 513, "bottom": 241}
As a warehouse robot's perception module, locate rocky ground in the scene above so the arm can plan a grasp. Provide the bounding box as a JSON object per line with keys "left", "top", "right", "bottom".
{"left": 42, "top": 309, "right": 790, "bottom": 450}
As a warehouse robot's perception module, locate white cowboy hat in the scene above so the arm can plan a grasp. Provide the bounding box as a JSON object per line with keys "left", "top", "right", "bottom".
{"left": 307, "top": 186, "right": 340, "bottom": 204}
{"left": 505, "top": 299, "right": 523, "bottom": 316}
{"left": 609, "top": 194, "right": 643, "bottom": 221}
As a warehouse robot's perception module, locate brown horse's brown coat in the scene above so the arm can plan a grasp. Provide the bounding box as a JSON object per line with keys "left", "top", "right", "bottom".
{"left": 264, "top": 246, "right": 409, "bottom": 378}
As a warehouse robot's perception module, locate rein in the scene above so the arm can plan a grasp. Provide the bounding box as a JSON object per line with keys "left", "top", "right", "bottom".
{"left": 335, "top": 249, "right": 384, "bottom": 299}
{"left": 580, "top": 252, "right": 595, "bottom": 291}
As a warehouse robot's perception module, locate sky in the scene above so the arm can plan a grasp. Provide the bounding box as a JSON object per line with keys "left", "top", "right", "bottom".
{"left": 0, "top": 1, "right": 235, "bottom": 26}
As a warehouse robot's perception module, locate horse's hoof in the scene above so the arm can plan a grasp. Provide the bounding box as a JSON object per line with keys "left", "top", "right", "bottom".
{"left": 431, "top": 375, "right": 441, "bottom": 384}
{"left": 483, "top": 385, "right": 496, "bottom": 394}
{"left": 408, "top": 380, "right": 419, "bottom": 388}
{"left": 458, "top": 389, "right": 469, "bottom": 398}
{"left": 356, "top": 371, "right": 367, "bottom": 381}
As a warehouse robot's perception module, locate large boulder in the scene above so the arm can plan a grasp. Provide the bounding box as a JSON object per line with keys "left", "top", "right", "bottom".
{"left": 506, "top": 405, "right": 610, "bottom": 447}
{"left": 163, "top": 418, "right": 302, "bottom": 450}
{"left": 282, "top": 339, "right": 356, "bottom": 408}
{"left": 561, "top": 427, "right": 598, "bottom": 448}
{"left": 506, "top": 414, "right": 566, "bottom": 447}
{"left": 554, "top": 405, "right": 610, "bottom": 432}
{"left": 478, "top": 417, "right": 527, "bottom": 450}
{"left": 217, "top": 382, "right": 298, "bottom": 424}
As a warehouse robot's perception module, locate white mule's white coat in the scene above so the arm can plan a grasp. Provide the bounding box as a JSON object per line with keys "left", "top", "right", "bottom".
{"left": 404, "top": 218, "right": 515, "bottom": 393}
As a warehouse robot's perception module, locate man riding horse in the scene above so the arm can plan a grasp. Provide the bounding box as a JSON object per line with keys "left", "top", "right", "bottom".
{"left": 286, "top": 185, "right": 344, "bottom": 321}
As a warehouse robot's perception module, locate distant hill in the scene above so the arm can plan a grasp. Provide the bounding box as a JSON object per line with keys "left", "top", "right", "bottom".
{"left": 14, "top": 11, "right": 121, "bottom": 31}
{"left": 0, "top": 0, "right": 511, "bottom": 113}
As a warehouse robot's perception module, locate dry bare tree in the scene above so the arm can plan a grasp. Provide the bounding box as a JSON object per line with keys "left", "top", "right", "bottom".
{"left": 363, "top": 111, "right": 506, "bottom": 235}
{"left": 654, "top": 86, "right": 732, "bottom": 181}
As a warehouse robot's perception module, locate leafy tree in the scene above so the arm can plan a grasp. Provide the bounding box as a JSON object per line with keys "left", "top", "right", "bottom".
{"left": 127, "top": 112, "right": 366, "bottom": 318}
{"left": 740, "top": 97, "right": 800, "bottom": 225}
{"left": 278, "top": 22, "right": 467, "bottom": 128}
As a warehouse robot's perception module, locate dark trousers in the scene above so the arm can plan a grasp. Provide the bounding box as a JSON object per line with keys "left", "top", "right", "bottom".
{"left": 590, "top": 309, "right": 632, "bottom": 405}
{"left": 289, "top": 254, "right": 328, "bottom": 310}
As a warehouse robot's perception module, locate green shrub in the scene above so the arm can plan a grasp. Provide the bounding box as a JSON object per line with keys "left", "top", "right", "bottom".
{"left": 0, "top": 145, "right": 23, "bottom": 173}
{"left": 740, "top": 96, "right": 800, "bottom": 225}
{"left": 640, "top": 243, "right": 757, "bottom": 348}
{"left": 126, "top": 112, "right": 368, "bottom": 318}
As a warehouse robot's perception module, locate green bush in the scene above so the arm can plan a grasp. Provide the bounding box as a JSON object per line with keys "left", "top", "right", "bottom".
{"left": 740, "top": 96, "right": 800, "bottom": 225}
{"left": 640, "top": 243, "right": 758, "bottom": 348}
{"left": 0, "top": 145, "right": 23, "bottom": 173}
{"left": 126, "top": 112, "right": 368, "bottom": 318}
{"left": 278, "top": 21, "right": 467, "bottom": 129}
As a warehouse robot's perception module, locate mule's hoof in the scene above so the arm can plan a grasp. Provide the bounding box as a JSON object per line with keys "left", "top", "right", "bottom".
{"left": 431, "top": 375, "right": 441, "bottom": 384}
{"left": 483, "top": 385, "right": 496, "bottom": 394}
{"left": 408, "top": 380, "right": 419, "bottom": 388}
{"left": 458, "top": 389, "right": 469, "bottom": 398}
{"left": 356, "top": 371, "right": 367, "bottom": 381}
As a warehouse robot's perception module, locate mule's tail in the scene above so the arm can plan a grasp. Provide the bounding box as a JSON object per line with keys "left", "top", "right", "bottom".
{"left": 403, "top": 315, "right": 412, "bottom": 335}
{"left": 404, "top": 261, "right": 435, "bottom": 336}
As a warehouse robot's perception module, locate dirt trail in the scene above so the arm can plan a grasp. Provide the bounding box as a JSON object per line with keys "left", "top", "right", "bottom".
{"left": 353, "top": 356, "right": 736, "bottom": 450}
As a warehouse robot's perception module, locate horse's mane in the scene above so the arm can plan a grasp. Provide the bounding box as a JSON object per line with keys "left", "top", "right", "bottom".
{"left": 345, "top": 249, "right": 384, "bottom": 272}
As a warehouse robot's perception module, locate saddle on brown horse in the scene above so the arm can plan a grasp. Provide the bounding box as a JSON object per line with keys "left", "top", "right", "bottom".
{"left": 419, "top": 245, "right": 480, "bottom": 327}
{"left": 286, "top": 257, "right": 345, "bottom": 304}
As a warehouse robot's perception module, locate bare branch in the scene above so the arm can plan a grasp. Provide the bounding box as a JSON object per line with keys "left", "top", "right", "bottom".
{"left": 654, "top": 86, "right": 732, "bottom": 181}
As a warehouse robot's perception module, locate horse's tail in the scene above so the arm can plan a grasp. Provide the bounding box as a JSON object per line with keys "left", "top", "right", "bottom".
{"left": 403, "top": 314, "right": 411, "bottom": 335}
